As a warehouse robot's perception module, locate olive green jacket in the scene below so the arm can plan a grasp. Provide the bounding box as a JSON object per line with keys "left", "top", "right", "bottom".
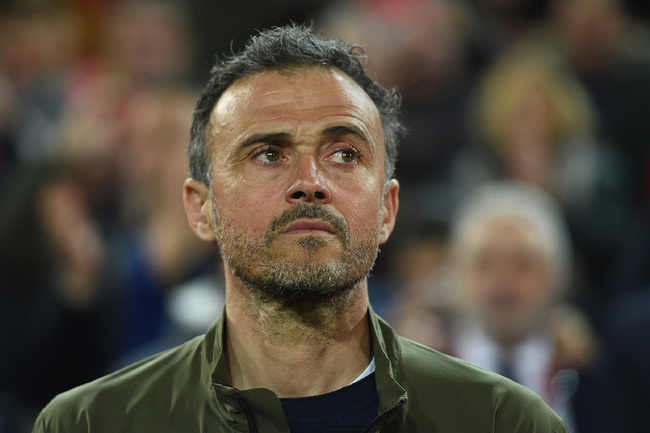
{"left": 34, "top": 307, "right": 568, "bottom": 432}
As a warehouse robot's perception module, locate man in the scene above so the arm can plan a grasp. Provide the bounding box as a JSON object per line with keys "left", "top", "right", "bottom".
{"left": 33, "top": 25, "right": 567, "bottom": 432}
{"left": 448, "top": 181, "right": 596, "bottom": 431}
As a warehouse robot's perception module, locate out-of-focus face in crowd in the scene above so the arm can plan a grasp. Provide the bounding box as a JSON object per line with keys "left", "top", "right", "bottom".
{"left": 460, "top": 216, "right": 554, "bottom": 345}
{"left": 550, "top": 0, "right": 625, "bottom": 73}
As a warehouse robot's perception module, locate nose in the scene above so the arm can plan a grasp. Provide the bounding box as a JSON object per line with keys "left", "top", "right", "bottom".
{"left": 285, "top": 154, "right": 332, "bottom": 204}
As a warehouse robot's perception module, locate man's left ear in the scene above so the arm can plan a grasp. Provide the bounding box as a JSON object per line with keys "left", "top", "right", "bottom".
{"left": 183, "top": 178, "right": 216, "bottom": 242}
{"left": 379, "top": 179, "right": 399, "bottom": 245}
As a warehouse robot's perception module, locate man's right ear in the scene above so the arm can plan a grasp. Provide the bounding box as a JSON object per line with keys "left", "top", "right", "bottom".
{"left": 183, "top": 178, "right": 216, "bottom": 242}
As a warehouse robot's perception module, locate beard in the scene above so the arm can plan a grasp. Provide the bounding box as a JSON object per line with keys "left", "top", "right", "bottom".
{"left": 212, "top": 198, "right": 380, "bottom": 305}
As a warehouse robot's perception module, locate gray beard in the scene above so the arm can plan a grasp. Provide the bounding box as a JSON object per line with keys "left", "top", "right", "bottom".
{"left": 212, "top": 199, "right": 380, "bottom": 305}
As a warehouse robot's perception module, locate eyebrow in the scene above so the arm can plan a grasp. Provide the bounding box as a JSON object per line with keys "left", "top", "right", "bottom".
{"left": 321, "top": 125, "right": 370, "bottom": 143}
{"left": 240, "top": 132, "right": 293, "bottom": 149}
{"left": 238, "top": 125, "right": 370, "bottom": 150}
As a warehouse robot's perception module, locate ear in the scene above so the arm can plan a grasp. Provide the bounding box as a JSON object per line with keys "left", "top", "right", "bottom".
{"left": 379, "top": 179, "right": 399, "bottom": 245}
{"left": 183, "top": 178, "right": 216, "bottom": 242}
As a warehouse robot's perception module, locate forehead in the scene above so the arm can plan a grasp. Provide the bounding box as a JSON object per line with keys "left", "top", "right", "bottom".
{"left": 208, "top": 66, "right": 383, "bottom": 143}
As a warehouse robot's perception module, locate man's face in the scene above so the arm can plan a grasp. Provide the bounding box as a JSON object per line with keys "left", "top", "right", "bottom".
{"left": 192, "top": 67, "right": 398, "bottom": 303}
{"left": 463, "top": 218, "right": 553, "bottom": 343}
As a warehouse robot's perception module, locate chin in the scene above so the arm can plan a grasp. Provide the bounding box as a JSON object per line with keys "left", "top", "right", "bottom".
{"left": 233, "top": 256, "right": 368, "bottom": 305}
{"left": 246, "top": 276, "right": 362, "bottom": 307}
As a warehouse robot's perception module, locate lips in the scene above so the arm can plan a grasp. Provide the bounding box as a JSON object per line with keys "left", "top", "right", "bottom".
{"left": 281, "top": 218, "right": 337, "bottom": 235}
{"left": 264, "top": 203, "right": 348, "bottom": 247}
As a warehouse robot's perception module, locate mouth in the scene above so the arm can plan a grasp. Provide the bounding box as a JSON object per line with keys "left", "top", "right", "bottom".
{"left": 280, "top": 218, "right": 338, "bottom": 236}
{"left": 264, "top": 203, "right": 349, "bottom": 248}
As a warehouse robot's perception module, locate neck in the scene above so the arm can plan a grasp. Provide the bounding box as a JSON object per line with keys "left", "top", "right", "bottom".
{"left": 224, "top": 274, "right": 372, "bottom": 398}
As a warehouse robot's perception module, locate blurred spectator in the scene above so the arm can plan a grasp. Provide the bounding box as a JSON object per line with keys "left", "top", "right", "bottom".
{"left": 0, "top": 4, "right": 86, "bottom": 163}
{"left": 0, "top": 0, "right": 200, "bottom": 170}
{"left": 101, "top": 0, "right": 197, "bottom": 88}
{"left": 451, "top": 42, "right": 632, "bottom": 302}
{"left": 448, "top": 181, "right": 597, "bottom": 431}
{"left": 0, "top": 162, "right": 112, "bottom": 431}
{"left": 544, "top": 0, "right": 650, "bottom": 212}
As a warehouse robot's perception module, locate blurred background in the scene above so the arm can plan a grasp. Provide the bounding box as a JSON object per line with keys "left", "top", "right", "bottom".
{"left": 0, "top": 0, "right": 649, "bottom": 432}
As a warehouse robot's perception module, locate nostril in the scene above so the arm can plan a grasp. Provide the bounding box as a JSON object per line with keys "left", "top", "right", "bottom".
{"left": 292, "top": 191, "right": 306, "bottom": 199}
{"left": 314, "top": 191, "right": 325, "bottom": 200}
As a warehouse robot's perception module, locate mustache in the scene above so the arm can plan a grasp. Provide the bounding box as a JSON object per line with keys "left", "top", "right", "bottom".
{"left": 265, "top": 203, "right": 348, "bottom": 243}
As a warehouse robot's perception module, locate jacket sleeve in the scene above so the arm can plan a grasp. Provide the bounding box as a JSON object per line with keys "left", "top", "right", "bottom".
{"left": 553, "top": 419, "right": 569, "bottom": 433}
{"left": 493, "top": 387, "right": 569, "bottom": 433}
{"left": 32, "top": 411, "right": 48, "bottom": 433}
{"left": 31, "top": 406, "right": 88, "bottom": 433}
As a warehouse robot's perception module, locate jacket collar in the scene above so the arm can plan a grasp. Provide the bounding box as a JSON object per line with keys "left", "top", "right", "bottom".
{"left": 200, "top": 305, "right": 408, "bottom": 431}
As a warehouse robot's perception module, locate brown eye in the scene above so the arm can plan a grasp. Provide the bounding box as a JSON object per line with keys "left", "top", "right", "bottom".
{"left": 340, "top": 150, "right": 355, "bottom": 163}
{"left": 254, "top": 148, "right": 281, "bottom": 163}
{"left": 264, "top": 150, "right": 280, "bottom": 162}
{"left": 332, "top": 149, "right": 357, "bottom": 163}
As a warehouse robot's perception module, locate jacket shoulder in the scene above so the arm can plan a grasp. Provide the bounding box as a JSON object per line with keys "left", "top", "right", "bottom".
{"left": 35, "top": 336, "right": 207, "bottom": 433}
{"left": 392, "top": 334, "right": 567, "bottom": 432}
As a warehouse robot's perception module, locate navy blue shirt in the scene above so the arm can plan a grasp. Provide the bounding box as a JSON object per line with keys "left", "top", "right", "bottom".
{"left": 279, "top": 373, "right": 379, "bottom": 433}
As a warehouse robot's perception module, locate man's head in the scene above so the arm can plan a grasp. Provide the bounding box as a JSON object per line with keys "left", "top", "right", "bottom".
{"left": 451, "top": 182, "right": 571, "bottom": 344}
{"left": 188, "top": 24, "right": 403, "bottom": 187}
{"left": 183, "top": 25, "right": 401, "bottom": 305}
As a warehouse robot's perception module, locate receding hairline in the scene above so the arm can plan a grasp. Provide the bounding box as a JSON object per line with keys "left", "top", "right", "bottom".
{"left": 201, "top": 64, "right": 385, "bottom": 159}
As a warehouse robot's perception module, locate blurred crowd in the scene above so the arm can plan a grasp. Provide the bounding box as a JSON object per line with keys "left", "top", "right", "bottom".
{"left": 0, "top": 0, "right": 649, "bottom": 432}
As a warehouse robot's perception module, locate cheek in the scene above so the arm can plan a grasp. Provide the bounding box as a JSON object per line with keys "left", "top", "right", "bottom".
{"left": 342, "top": 189, "right": 383, "bottom": 237}
{"left": 212, "top": 184, "right": 276, "bottom": 234}
{"left": 240, "top": 164, "right": 287, "bottom": 186}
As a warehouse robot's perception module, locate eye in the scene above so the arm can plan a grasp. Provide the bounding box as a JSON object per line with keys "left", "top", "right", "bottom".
{"left": 253, "top": 148, "right": 281, "bottom": 163}
{"left": 331, "top": 148, "right": 358, "bottom": 164}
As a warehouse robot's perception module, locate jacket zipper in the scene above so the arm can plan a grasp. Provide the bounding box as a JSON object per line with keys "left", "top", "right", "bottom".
{"left": 361, "top": 398, "right": 407, "bottom": 433}
{"left": 233, "top": 391, "right": 258, "bottom": 433}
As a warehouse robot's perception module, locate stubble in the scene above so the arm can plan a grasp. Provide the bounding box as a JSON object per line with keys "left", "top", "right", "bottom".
{"left": 211, "top": 197, "right": 380, "bottom": 306}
